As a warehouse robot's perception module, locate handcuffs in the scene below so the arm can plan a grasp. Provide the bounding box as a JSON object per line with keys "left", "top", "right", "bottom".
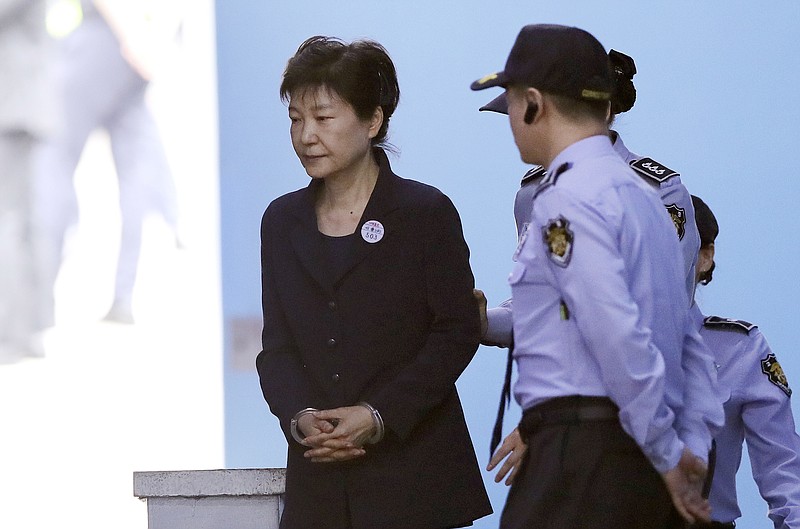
{"left": 290, "top": 403, "right": 384, "bottom": 445}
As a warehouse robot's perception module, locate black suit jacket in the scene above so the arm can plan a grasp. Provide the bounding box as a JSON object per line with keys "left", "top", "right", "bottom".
{"left": 256, "top": 149, "right": 491, "bottom": 529}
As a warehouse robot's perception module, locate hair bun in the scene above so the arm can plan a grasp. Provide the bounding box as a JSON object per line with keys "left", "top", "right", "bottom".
{"left": 608, "top": 49, "right": 637, "bottom": 114}
{"left": 608, "top": 49, "right": 636, "bottom": 80}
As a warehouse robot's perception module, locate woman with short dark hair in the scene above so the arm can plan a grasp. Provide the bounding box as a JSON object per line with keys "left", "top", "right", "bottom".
{"left": 256, "top": 36, "right": 491, "bottom": 529}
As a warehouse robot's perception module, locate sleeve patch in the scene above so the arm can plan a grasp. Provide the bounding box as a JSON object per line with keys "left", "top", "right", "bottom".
{"left": 630, "top": 157, "right": 679, "bottom": 184}
{"left": 761, "top": 353, "right": 792, "bottom": 397}
{"left": 520, "top": 166, "right": 546, "bottom": 185}
{"left": 542, "top": 216, "right": 573, "bottom": 268}
{"left": 703, "top": 316, "right": 756, "bottom": 334}
{"left": 665, "top": 204, "right": 687, "bottom": 240}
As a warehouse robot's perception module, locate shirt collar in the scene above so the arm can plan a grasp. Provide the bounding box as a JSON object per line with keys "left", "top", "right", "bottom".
{"left": 610, "top": 130, "right": 633, "bottom": 161}
{"left": 547, "top": 134, "right": 615, "bottom": 177}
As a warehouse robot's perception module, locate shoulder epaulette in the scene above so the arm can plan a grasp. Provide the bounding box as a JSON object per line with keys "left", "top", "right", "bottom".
{"left": 521, "top": 166, "right": 546, "bottom": 186}
{"left": 532, "top": 163, "right": 570, "bottom": 201}
{"left": 630, "top": 157, "right": 679, "bottom": 184}
{"left": 703, "top": 315, "right": 756, "bottom": 334}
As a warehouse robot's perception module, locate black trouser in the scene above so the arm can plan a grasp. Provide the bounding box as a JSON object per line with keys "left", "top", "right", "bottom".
{"left": 500, "top": 396, "right": 683, "bottom": 529}
{"left": 690, "top": 523, "right": 735, "bottom": 529}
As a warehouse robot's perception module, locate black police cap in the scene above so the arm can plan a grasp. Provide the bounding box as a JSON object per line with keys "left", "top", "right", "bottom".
{"left": 471, "top": 24, "right": 614, "bottom": 102}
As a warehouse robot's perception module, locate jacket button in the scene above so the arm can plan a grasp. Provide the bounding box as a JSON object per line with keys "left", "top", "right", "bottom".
{"left": 328, "top": 301, "right": 337, "bottom": 310}
{"left": 327, "top": 338, "right": 337, "bottom": 347}
{"left": 332, "top": 373, "right": 340, "bottom": 382}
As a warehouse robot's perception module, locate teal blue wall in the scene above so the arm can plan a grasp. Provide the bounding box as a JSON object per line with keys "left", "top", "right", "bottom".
{"left": 216, "top": 3, "right": 800, "bottom": 528}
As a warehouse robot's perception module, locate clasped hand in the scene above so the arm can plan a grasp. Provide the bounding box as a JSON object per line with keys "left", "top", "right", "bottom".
{"left": 297, "top": 405, "right": 376, "bottom": 463}
{"left": 662, "top": 447, "right": 711, "bottom": 524}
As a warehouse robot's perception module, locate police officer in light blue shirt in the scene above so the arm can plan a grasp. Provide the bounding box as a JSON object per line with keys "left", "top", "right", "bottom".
{"left": 470, "top": 24, "right": 723, "bottom": 528}
{"left": 691, "top": 195, "right": 800, "bottom": 529}
{"left": 476, "top": 50, "right": 713, "bottom": 490}
{"left": 479, "top": 49, "right": 700, "bottom": 350}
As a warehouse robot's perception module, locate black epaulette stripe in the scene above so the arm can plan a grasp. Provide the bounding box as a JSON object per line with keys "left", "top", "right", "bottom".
{"left": 551, "top": 162, "right": 570, "bottom": 183}
{"left": 531, "top": 179, "right": 553, "bottom": 201}
{"left": 630, "top": 157, "right": 679, "bottom": 184}
{"left": 532, "top": 163, "right": 569, "bottom": 201}
{"left": 520, "top": 166, "right": 546, "bottom": 185}
{"left": 703, "top": 315, "right": 756, "bottom": 334}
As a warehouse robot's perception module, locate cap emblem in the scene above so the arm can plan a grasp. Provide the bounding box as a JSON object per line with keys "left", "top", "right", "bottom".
{"left": 476, "top": 73, "right": 498, "bottom": 85}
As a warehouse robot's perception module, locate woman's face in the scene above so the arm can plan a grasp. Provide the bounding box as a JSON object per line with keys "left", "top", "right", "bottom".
{"left": 696, "top": 244, "right": 715, "bottom": 284}
{"left": 288, "top": 86, "right": 381, "bottom": 180}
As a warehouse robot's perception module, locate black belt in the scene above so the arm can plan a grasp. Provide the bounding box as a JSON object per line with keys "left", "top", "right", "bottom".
{"left": 519, "top": 396, "right": 618, "bottom": 436}
{"left": 691, "top": 522, "right": 735, "bottom": 529}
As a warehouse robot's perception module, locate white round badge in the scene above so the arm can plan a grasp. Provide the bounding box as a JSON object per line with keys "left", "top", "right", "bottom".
{"left": 361, "top": 220, "right": 384, "bottom": 244}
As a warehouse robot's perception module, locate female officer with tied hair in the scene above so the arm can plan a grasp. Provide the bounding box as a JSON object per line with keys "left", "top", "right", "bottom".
{"left": 607, "top": 49, "right": 700, "bottom": 301}
{"left": 256, "top": 36, "right": 491, "bottom": 529}
{"left": 690, "top": 195, "right": 800, "bottom": 529}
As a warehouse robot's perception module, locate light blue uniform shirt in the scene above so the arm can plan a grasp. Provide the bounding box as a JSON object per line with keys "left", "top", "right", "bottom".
{"left": 483, "top": 166, "right": 543, "bottom": 347}
{"left": 510, "top": 135, "right": 721, "bottom": 473}
{"left": 612, "top": 132, "right": 700, "bottom": 302}
{"left": 692, "top": 304, "right": 800, "bottom": 527}
{"left": 485, "top": 132, "right": 700, "bottom": 345}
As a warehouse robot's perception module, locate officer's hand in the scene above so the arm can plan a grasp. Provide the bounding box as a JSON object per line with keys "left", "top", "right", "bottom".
{"left": 473, "top": 289, "right": 488, "bottom": 339}
{"left": 661, "top": 448, "right": 711, "bottom": 524}
{"left": 487, "top": 427, "right": 527, "bottom": 485}
{"left": 679, "top": 448, "right": 709, "bottom": 493}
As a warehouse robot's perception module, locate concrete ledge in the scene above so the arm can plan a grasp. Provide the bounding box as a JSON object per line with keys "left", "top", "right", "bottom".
{"left": 134, "top": 468, "right": 286, "bottom": 498}
{"left": 134, "top": 469, "right": 286, "bottom": 529}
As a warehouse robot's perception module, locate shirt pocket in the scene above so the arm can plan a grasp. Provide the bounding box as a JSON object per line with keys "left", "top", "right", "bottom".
{"left": 508, "top": 255, "right": 551, "bottom": 287}
{"left": 508, "top": 260, "right": 527, "bottom": 286}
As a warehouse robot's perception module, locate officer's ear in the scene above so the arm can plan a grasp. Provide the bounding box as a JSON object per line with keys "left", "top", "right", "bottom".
{"left": 524, "top": 103, "right": 538, "bottom": 124}
{"left": 523, "top": 88, "right": 544, "bottom": 125}
{"left": 696, "top": 243, "right": 715, "bottom": 283}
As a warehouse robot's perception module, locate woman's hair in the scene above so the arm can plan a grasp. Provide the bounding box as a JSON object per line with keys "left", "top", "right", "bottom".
{"left": 608, "top": 49, "right": 637, "bottom": 115}
{"left": 280, "top": 36, "right": 400, "bottom": 148}
{"left": 691, "top": 195, "right": 719, "bottom": 285}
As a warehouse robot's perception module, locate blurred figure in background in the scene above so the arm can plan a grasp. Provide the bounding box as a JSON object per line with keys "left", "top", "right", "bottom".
{"left": 0, "top": 0, "right": 53, "bottom": 362}
{"left": 35, "top": 0, "right": 182, "bottom": 326}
